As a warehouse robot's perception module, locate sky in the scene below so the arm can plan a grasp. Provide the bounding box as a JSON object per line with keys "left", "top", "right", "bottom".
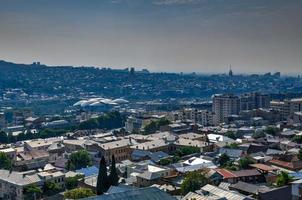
{"left": 0, "top": 0, "right": 301, "bottom": 74}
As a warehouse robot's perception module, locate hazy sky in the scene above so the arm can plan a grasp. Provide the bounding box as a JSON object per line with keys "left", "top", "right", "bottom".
{"left": 0, "top": 0, "right": 301, "bottom": 73}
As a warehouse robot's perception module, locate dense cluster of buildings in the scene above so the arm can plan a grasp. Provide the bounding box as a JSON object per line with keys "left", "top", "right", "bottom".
{"left": 2, "top": 91, "right": 302, "bottom": 199}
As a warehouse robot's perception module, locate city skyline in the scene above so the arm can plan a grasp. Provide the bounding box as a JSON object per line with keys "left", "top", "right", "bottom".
{"left": 0, "top": 0, "right": 301, "bottom": 74}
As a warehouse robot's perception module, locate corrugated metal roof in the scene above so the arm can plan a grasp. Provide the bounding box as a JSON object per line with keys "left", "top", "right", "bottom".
{"left": 198, "top": 184, "right": 253, "bottom": 200}
{"left": 81, "top": 187, "right": 176, "bottom": 200}
{"left": 76, "top": 166, "right": 99, "bottom": 177}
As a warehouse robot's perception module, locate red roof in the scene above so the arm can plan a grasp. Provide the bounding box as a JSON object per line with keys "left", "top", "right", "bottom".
{"left": 269, "top": 159, "right": 302, "bottom": 170}
{"left": 250, "top": 163, "right": 276, "bottom": 172}
{"left": 215, "top": 168, "right": 262, "bottom": 179}
{"left": 214, "top": 168, "right": 237, "bottom": 179}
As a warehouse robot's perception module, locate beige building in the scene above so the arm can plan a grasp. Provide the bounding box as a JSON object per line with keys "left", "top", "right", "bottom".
{"left": 24, "top": 138, "right": 63, "bottom": 151}
{"left": 271, "top": 98, "right": 302, "bottom": 120}
{"left": 174, "top": 138, "right": 214, "bottom": 153}
{"left": 99, "top": 139, "right": 136, "bottom": 163}
{"left": 212, "top": 94, "right": 240, "bottom": 125}
{"left": 0, "top": 170, "right": 41, "bottom": 200}
{"left": 135, "top": 165, "right": 172, "bottom": 187}
{"left": 168, "top": 109, "right": 214, "bottom": 126}
{"left": 0, "top": 169, "right": 66, "bottom": 200}
{"left": 15, "top": 150, "right": 50, "bottom": 170}
{"left": 125, "top": 115, "right": 155, "bottom": 133}
{"left": 0, "top": 148, "right": 16, "bottom": 160}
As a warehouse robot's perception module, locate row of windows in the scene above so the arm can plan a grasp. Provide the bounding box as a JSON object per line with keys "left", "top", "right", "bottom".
{"left": 116, "top": 154, "right": 128, "bottom": 161}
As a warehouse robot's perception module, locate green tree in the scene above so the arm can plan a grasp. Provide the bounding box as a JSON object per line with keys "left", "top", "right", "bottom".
{"left": 157, "top": 118, "right": 171, "bottom": 127}
{"left": 0, "top": 131, "right": 8, "bottom": 143}
{"left": 225, "top": 143, "right": 239, "bottom": 149}
{"left": 96, "top": 156, "right": 109, "bottom": 195}
{"left": 252, "top": 131, "right": 266, "bottom": 139}
{"left": 276, "top": 171, "right": 293, "bottom": 186}
{"left": 225, "top": 163, "right": 239, "bottom": 171}
{"left": 265, "top": 127, "right": 278, "bottom": 136}
{"left": 181, "top": 171, "right": 209, "bottom": 195}
{"left": 43, "top": 181, "right": 61, "bottom": 196}
{"left": 144, "top": 121, "right": 158, "bottom": 134}
{"left": 109, "top": 155, "right": 119, "bottom": 186}
{"left": 144, "top": 118, "right": 170, "bottom": 134}
{"left": 78, "top": 111, "right": 124, "bottom": 130}
{"left": 64, "top": 188, "right": 95, "bottom": 199}
{"left": 24, "top": 184, "right": 42, "bottom": 200}
{"left": 159, "top": 158, "right": 172, "bottom": 166}
{"left": 67, "top": 150, "right": 92, "bottom": 170}
{"left": 174, "top": 146, "right": 200, "bottom": 157}
{"left": 65, "top": 174, "right": 84, "bottom": 190}
{"left": 293, "top": 135, "right": 302, "bottom": 144}
{"left": 78, "top": 118, "right": 99, "bottom": 130}
{"left": 172, "top": 155, "right": 181, "bottom": 163}
{"left": 298, "top": 149, "right": 302, "bottom": 161}
{"left": 0, "top": 152, "right": 12, "bottom": 170}
{"left": 225, "top": 131, "right": 238, "bottom": 140}
{"left": 218, "top": 153, "right": 230, "bottom": 167}
{"left": 238, "top": 156, "right": 254, "bottom": 169}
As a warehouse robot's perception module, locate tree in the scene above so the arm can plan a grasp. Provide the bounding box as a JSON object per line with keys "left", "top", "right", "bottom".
{"left": 144, "top": 118, "right": 170, "bottom": 134}
{"left": 67, "top": 150, "right": 92, "bottom": 170}
{"left": 0, "top": 152, "right": 12, "bottom": 170}
{"left": 78, "top": 111, "right": 124, "bottom": 130}
{"left": 24, "top": 184, "right": 42, "bottom": 200}
{"left": 144, "top": 121, "right": 158, "bottom": 134}
{"left": 292, "top": 135, "right": 302, "bottom": 144}
{"left": 65, "top": 174, "right": 84, "bottom": 190}
{"left": 174, "top": 146, "right": 200, "bottom": 157}
{"left": 0, "top": 131, "right": 8, "bottom": 143}
{"left": 64, "top": 188, "right": 95, "bottom": 199}
{"left": 253, "top": 131, "right": 266, "bottom": 139}
{"left": 225, "top": 163, "right": 239, "bottom": 171}
{"left": 298, "top": 149, "right": 302, "bottom": 161}
{"left": 78, "top": 118, "right": 99, "bottom": 130}
{"left": 96, "top": 156, "right": 109, "bottom": 195}
{"left": 238, "top": 156, "right": 254, "bottom": 169}
{"left": 252, "top": 131, "right": 266, "bottom": 139}
{"left": 159, "top": 158, "right": 172, "bottom": 166}
{"left": 276, "top": 171, "right": 293, "bottom": 186}
{"left": 43, "top": 181, "right": 61, "bottom": 196}
{"left": 181, "top": 171, "right": 209, "bottom": 195}
{"left": 218, "top": 153, "right": 230, "bottom": 167}
{"left": 265, "top": 127, "right": 278, "bottom": 136}
{"left": 109, "top": 155, "right": 119, "bottom": 186}
{"left": 225, "top": 131, "right": 238, "bottom": 140}
{"left": 225, "top": 143, "right": 239, "bottom": 149}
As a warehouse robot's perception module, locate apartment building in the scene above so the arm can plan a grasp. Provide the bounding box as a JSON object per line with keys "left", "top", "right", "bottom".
{"left": 240, "top": 92, "right": 270, "bottom": 111}
{"left": 99, "top": 138, "right": 136, "bottom": 163}
{"left": 271, "top": 98, "right": 302, "bottom": 120}
{"left": 212, "top": 94, "right": 240, "bottom": 125}
{"left": 168, "top": 109, "right": 214, "bottom": 126}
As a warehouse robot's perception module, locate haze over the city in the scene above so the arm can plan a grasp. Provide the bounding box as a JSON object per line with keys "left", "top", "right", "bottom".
{"left": 0, "top": 0, "right": 301, "bottom": 74}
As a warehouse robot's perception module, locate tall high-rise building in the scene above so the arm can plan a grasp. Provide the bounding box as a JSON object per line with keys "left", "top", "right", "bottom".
{"left": 212, "top": 94, "right": 240, "bottom": 125}
{"left": 240, "top": 92, "right": 270, "bottom": 111}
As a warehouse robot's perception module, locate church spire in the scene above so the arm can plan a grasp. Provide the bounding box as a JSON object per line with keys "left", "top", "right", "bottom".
{"left": 228, "top": 65, "right": 233, "bottom": 77}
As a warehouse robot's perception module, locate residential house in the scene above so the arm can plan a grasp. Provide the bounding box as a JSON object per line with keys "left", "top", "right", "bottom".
{"left": 135, "top": 165, "right": 172, "bottom": 187}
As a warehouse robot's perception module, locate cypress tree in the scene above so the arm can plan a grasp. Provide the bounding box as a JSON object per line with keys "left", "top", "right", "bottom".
{"left": 96, "top": 156, "right": 108, "bottom": 195}
{"left": 109, "top": 155, "right": 119, "bottom": 186}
